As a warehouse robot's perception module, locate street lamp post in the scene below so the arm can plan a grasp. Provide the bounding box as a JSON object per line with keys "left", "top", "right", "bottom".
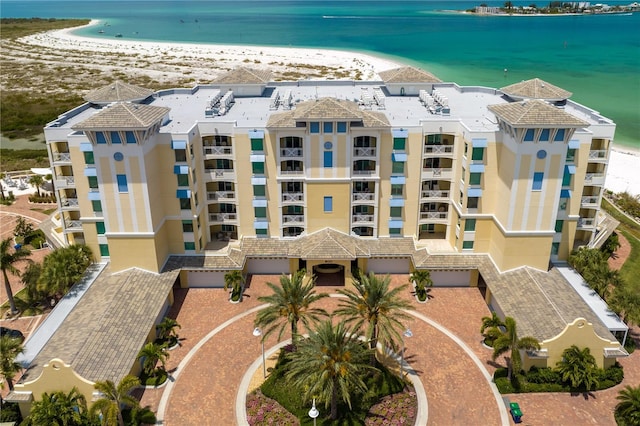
{"left": 401, "top": 328, "right": 413, "bottom": 375}
{"left": 308, "top": 398, "right": 319, "bottom": 426}
{"left": 253, "top": 327, "right": 266, "bottom": 378}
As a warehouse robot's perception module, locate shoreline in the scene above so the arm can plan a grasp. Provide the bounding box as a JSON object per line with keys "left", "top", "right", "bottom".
{"left": 11, "top": 20, "right": 640, "bottom": 196}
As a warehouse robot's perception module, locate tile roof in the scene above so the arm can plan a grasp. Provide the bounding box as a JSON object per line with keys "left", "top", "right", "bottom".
{"left": 266, "top": 98, "right": 390, "bottom": 128}
{"left": 83, "top": 81, "right": 154, "bottom": 104}
{"left": 500, "top": 78, "right": 572, "bottom": 101}
{"left": 378, "top": 66, "right": 442, "bottom": 83}
{"left": 213, "top": 67, "right": 272, "bottom": 84}
{"left": 20, "top": 266, "right": 178, "bottom": 384}
{"left": 488, "top": 99, "right": 589, "bottom": 127}
{"left": 72, "top": 102, "right": 170, "bottom": 130}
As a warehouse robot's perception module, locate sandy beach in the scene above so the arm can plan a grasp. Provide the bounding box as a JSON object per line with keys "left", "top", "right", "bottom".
{"left": 7, "top": 20, "right": 640, "bottom": 196}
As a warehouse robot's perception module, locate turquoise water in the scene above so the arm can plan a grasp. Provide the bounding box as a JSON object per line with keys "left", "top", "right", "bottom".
{"left": 3, "top": 1, "right": 639, "bottom": 149}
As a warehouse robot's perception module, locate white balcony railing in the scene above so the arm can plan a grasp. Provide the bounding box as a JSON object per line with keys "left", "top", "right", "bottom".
{"left": 353, "top": 147, "right": 376, "bottom": 157}
{"left": 207, "top": 191, "right": 236, "bottom": 201}
{"left": 581, "top": 196, "right": 599, "bottom": 206}
{"left": 280, "top": 148, "right": 303, "bottom": 157}
{"left": 352, "top": 214, "right": 374, "bottom": 224}
{"left": 353, "top": 169, "right": 376, "bottom": 176}
{"left": 283, "top": 214, "right": 304, "bottom": 224}
{"left": 209, "top": 213, "right": 237, "bottom": 222}
{"left": 352, "top": 192, "right": 375, "bottom": 202}
{"left": 64, "top": 220, "right": 83, "bottom": 230}
{"left": 421, "top": 190, "right": 450, "bottom": 199}
{"left": 282, "top": 193, "right": 304, "bottom": 203}
{"left": 420, "top": 211, "right": 449, "bottom": 221}
{"left": 422, "top": 168, "right": 453, "bottom": 180}
{"left": 56, "top": 176, "right": 75, "bottom": 188}
{"left": 588, "top": 150, "right": 607, "bottom": 162}
{"left": 281, "top": 169, "right": 304, "bottom": 175}
{"left": 577, "top": 217, "right": 596, "bottom": 229}
{"left": 423, "top": 145, "right": 454, "bottom": 155}
{"left": 584, "top": 173, "right": 606, "bottom": 186}
{"left": 206, "top": 170, "right": 236, "bottom": 181}
{"left": 60, "top": 198, "right": 79, "bottom": 208}
{"left": 53, "top": 152, "right": 72, "bottom": 162}
{"left": 203, "top": 146, "right": 233, "bottom": 156}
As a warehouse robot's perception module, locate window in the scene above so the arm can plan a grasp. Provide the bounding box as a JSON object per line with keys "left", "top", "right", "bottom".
{"left": 182, "top": 220, "right": 194, "bottom": 232}
{"left": 393, "top": 138, "right": 406, "bottom": 150}
{"left": 540, "top": 129, "right": 550, "bottom": 142}
{"left": 324, "top": 196, "right": 333, "bottom": 212}
{"left": 96, "top": 132, "right": 107, "bottom": 144}
{"left": 310, "top": 122, "right": 320, "bottom": 133}
{"left": 184, "top": 242, "right": 196, "bottom": 251}
{"left": 174, "top": 149, "right": 187, "bottom": 162}
{"left": 464, "top": 219, "right": 476, "bottom": 232}
{"left": 467, "top": 197, "right": 479, "bottom": 209}
{"left": 323, "top": 122, "right": 333, "bottom": 133}
{"left": 111, "top": 131, "right": 122, "bottom": 144}
{"left": 256, "top": 228, "right": 268, "bottom": 236}
{"left": 324, "top": 151, "right": 333, "bottom": 168}
{"left": 389, "top": 228, "right": 402, "bottom": 236}
{"left": 253, "top": 185, "right": 266, "bottom": 197}
{"left": 179, "top": 198, "right": 191, "bottom": 210}
{"left": 554, "top": 129, "right": 565, "bottom": 142}
{"left": 116, "top": 174, "right": 128, "bottom": 192}
{"left": 83, "top": 151, "right": 95, "bottom": 164}
{"left": 551, "top": 242, "right": 560, "bottom": 255}
{"left": 427, "top": 134, "right": 442, "bottom": 145}
{"left": 524, "top": 129, "right": 535, "bottom": 142}
{"left": 559, "top": 198, "right": 568, "bottom": 211}
{"left": 125, "top": 131, "right": 136, "bottom": 144}
{"left": 469, "top": 172, "right": 482, "bottom": 186}
{"left": 251, "top": 138, "right": 263, "bottom": 151}
{"left": 337, "top": 122, "right": 347, "bottom": 133}
{"left": 252, "top": 162, "right": 265, "bottom": 174}
{"left": 390, "top": 207, "right": 402, "bottom": 218}
{"left": 391, "top": 184, "right": 403, "bottom": 196}
{"left": 562, "top": 170, "right": 572, "bottom": 187}
{"left": 471, "top": 147, "right": 484, "bottom": 161}
{"left": 555, "top": 220, "right": 564, "bottom": 233}
{"left": 99, "top": 244, "right": 109, "bottom": 256}
{"left": 392, "top": 161, "right": 404, "bottom": 174}
{"left": 96, "top": 222, "right": 105, "bottom": 235}
{"left": 464, "top": 142, "right": 468, "bottom": 156}
{"left": 91, "top": 200, "right": 102, "bottom": 212}
{"left": 462, "top": 240, "right": 474, "bottom": 250}
{"left": 566, "top": 148, "right": 576, "bottom": 162}
{"left": 177, "top": 174, "right": 189, "bottom": 186}
{"left": 254, "top": 207, "right": 267, "bottom": 218}
{"left": 88, "top": 176, "right": 99, "bottom": 189}
{"left": 532, "top": 172, "right": 544, "bottom": 191}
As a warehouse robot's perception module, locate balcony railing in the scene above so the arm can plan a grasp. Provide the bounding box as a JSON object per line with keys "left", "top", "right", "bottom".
{"left": 282, "top": 193, "right": 304, "bottom": 203}
{"left": 352, "top": 214, "right": 374, "bottom": 224}
{"left": 207, "top": 191, "right": 236, "bottom": 201}
{"left": 577, "top": 217, "right": 596, "bottom": 229}
{"left": 60, "top": 198, "right": 79, "bottom": 208}
{"left": 56, "top": 176, "right": 75, "bottom": 188}
{"left": 209, "top": 213, "right": 237, "bottom": 222}
{"left": 281, "top": 169, "right": 304, "bottom": 175}
{"left": 203, "top": 146, "right": 233, "bottom": 156}
{"left": 420, "top": 211, "right": 449, "bottom": 221}
{"left": 283, "top": 214, "right": 304, "bottom": 224}
{"left": 421, "top": 190, "right": 450, "bottom": 199}
{"left": 64, "top": 220, "right": 83, "bottom": 231}
{"left": 280, "top": 148, "right": 303, "bottom": 157}
{"left": 423, "top": 145, "right": 454, "bottom": 155}
{"left": 422, "top": 168, "right": 453, "bottom": 180}
{"left": 353, "top": 169, "right": 376, "bottom": 175}
{"left": 205, "top": 170, "right": 236, "bottom": 181}
{"left": 581, "top": 196, "right": 599, "bottom": 207}
{"left": 584, "top": 173, "right": 606, "bottom": 186}
{"left": 588, "top": 150, "right": 607, "bottom": 162}
{"left": 52, "top": 152, "right": 71, "bottom": 163}
{"left": 353, "top": 147, "right": 376, "bottom": 157}
{"left": 352, "top": 192, "right": 375, "bottom": 202}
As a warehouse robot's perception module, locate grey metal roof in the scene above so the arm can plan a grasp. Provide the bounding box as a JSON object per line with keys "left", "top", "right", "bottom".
{"left": 378, "top": 66, "right": 442, "bottom": 83}
{"left": 72, "top": 102, "right": 170, "bottom": 130}
{"left": 488, "top": 99, "right": 589, "bottom": 127}
{"left": 83, "top": 81, "right": 154, "bottom": 105}
{"left": 500, "top": 78, "right": 572, "bottom": 101}
{"left": 213, "top": 67, "right": 272, "bottom": 84}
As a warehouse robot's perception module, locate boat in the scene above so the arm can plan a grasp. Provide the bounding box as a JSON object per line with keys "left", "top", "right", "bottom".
{"left": 115, "top": 33, "right": 123, "bottom": 38}
{"left": 98, "top": 30, "right": 104, "bottom": 34}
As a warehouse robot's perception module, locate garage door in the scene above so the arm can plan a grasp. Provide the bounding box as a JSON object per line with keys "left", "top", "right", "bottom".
{"left": 367, "top": 258, "right": 409, "bottom": 274}
{"left": 246, "top": 258, "right": 290, "bottom": 275}
{"left": 186, "top": 271, "right": 226, "bottom": 288}
{"left": 430, "top": 270, "right": 471, "bottom": 287}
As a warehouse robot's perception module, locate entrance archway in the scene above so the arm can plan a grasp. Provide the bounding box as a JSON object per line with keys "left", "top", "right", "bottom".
{"left": 312, "top": 263, "right": 345, "bottom": 286}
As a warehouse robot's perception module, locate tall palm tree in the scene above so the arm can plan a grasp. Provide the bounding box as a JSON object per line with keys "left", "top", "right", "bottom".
{"left": 25, "top": 387, "right": 94, "bottom": 426}
{"left": 480, "top": 311, "right": 505, "bottom": 346}
{"left": 29, "top": 174, "right": 44, "bottom": 197}
{"left": 136, "top": 342, "right": 169, "bottom": 377}
{"left": 254, "top": 269, "right": 328, "bottom": 344}
{"left": 223, "top": 270, "right": 245, "bottom": 301}
{"left": 335, "top": 272, "right": 411, "bottom": 364}
{"left": 285, "top": 319, "right": 377, "bottom": 420}
{"left": 409, "top": 269, "right": 433, "bottom": 301}
{"left": 156, "top": 317, "right": 181, "bottom": 345}
{"left": 555, "top": 345, "right": 599, "bottom": 391}
{"left": 0, "top": 334, "right": 24, "bottom": 391}
{"left": 615, "top": 384, "right": 640, "bottom": 426}
{"left": 90, "top": 375, "right": 141, "bottom": 426}
{"left": 491, "top": 316, "right": 540, "bottom": 380}
{"left": 1, "top": 237, "right": 32, "bottom": 314}
{"left": 583, "top": 262, "right": 621, "bottom": 300}
{"left": 38, "top": 244, "right": 93, "bottom": 298}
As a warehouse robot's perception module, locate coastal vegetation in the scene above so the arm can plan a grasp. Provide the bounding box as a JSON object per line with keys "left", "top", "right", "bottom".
{"left": 470, "top": 1, "right": 638, "bottom": 15}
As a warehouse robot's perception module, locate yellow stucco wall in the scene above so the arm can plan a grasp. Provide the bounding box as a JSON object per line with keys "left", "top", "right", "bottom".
{"left": 107, "top": 237, "right": 161, "bottom": 272}
{"left": 306, "top": 182, "right": 350, "bottom": 234}
{"left": 488, "top": 223, "right": 552, "bottom": 271}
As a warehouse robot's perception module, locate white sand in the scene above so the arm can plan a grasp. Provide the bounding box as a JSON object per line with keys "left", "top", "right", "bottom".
{"left": 18, "top": 20, "right": 640, "bottom": 197}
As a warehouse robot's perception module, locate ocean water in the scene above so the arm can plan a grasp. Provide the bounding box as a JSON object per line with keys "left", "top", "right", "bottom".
{"left": 3, "top": 0, "right": 639, "bottom": 150}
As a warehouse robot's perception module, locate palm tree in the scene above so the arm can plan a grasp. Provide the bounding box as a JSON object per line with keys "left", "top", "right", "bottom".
{"left": 156, "top": 317, "right": 181, "bottom": 346}
{"left": 555, "top": 345, "right": 599, "bottom": 391}
{"left": 335, "top": 272, "right": 411, "bottom": 364}
{"left": 480, "top": 311, "right": 505, "bottom": 346}
{"left": 0, "top": 334, "right": 24, "bottom": 391}
{"left": 285, "top": 319, "right": 378, "bottom": 420}
{"left": 90, "top": 375, "right": 141, "bottom": 426}
{"left": 25, "top": 387, "right": 94, "bottom": 426}
{"left": 615, "top": 384, "right": 640, "bottom": 426}
{"left": 409, "top": 269, "right": 433, "bottom": 302}
{"left": 29, "top": 174, "right": 44, "bottom": 197}
{"left": 1, "top": 237, "right": 32, "bottom": 314}
{"left": 583, "top": 262, "right": 621, "bottom": 300}
{"left": 254, "top": 269, "right": 328, "bottom": 344}
{"left": 136, "top": 342, "right": 169, "bottom": 377}
{"left": 38, "top": 244, "right": 93, "bottom": 298}
{"left": 223, "top": 270, "right": 245, "bottom": 302}
{"left": 491, "top": 316, "right": 540, "bottom": 380}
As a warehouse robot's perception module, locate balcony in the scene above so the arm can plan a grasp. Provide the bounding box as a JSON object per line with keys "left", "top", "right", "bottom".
{"left": 352, "top": 214, "right": 374, "bottom": 224}
{"left": 353, "top": 147, "right": 377, "bottom": 158}
{"left": 421, "top": 168, "right": 453, "bottom": 180}
{"left": 282, "top": 192, "right": 304, "bottom": 203}
{"left": 205, "top": 170, "right": 236, "bottom": 182}
{"left": 60, "top": 197, "right": 79, "bottom": 210}
{"left": 63, "top": 219, "right": 83, "bottom": 232}
{"left": 280, "top": 147, "right": 303, "bottom": 158}
{"left": 577, "top": 217, "right": 596, "bottom": 230}
{"left": 207, "top": 191, "right": 236, "bottom": 201}
{"left": 421, "top": 190, "right": 450, "bottom": 201}
{"left": 584, "top": 172, "right": 606, "bottom": 186}
{"left": 580, "top": 195, "right": 599, "bottom": 208}
{"left": 423, "top": 145, "right": 454, "bottom": 156}
{"left": 52, "top": 152, "right": 72, "bottom": 164}
{"left": 281, "top": 168, "right": 304, "bottom": 176}
{"left": 209, "top": 213, "right": 238, "bottom": 223}
{"left": 352, "top": 192, "right": 376, "bottom": 203}
{"left": 588, "top": 150, "right": 608, "bottom": 163}
{"left": 283, "top": 214, "right": 304, "bottom": 224}
{"left": 203, "top": 145, "right": 233, "bottom": 157}
{"left": 55, "top": 176, "right": 75, "bottom": 188}
{"left": 419, "top": 211, "right": 449, "bottom": 223}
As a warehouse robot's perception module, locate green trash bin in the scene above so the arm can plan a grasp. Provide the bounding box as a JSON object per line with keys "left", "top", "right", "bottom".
{"left": 510, "top": 402, "right": 522, "bottom": 423}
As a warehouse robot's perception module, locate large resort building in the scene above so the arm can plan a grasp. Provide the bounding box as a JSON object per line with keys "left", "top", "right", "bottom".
{"left": 9, "top": 67, "right": 628, "bottom": 414}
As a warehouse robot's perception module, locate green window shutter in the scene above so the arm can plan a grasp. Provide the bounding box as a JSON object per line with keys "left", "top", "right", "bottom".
{"left": 184, "top": 242, "right": 196, "bottom": 250}
{"left": 88, "top": 176, "right": 99, "bottom": 189}
{"left": 555, "top": 220, "right": 564, "bottom": 233}
{"left": 251, "top": 138, "right": 263, "bottom": 151}
{"left": 83, "top": 151, "right": 95, "bottom": 164}
{"left": 252, "top": 162, "right": 265, "bottom": 174}
{"left": 256, "top": 228, "right": 268, "bottom": 236}
{"left": 393, "top": 138, "right": 406, "bottom": 150}
{"left": 99, "top": 244, "right": 109, "bottom": 256}
{"left": 390, "top": 207, "right": 402, "bottom": 218}
{"left": 471, "top": 147, "right": 484, "bottom": 161}
{"left": 182, "top": 220, "right": 194, "bottom": 232}
{"left": 392, "top": 161, "right": 404, "bottom": 174}
{"left": 253, "top": 185, "right": 266, "bottom": 197}
{"left": 462, "top": 241, "right": 474, "bottom": 249}
{"left": 177, "top": 174, "right": 189, "bottom": 186}
{"left": 91, "top": 200, "right": 102, "bottom": 212}
{"left": 254, "top": 207, "right": 267, "bottom": 218}
{"left": 464, "top": 219, "right": 476, "bottom": 232}
{"left": 469, "top": 173, "right": 482, "bottom": 185}
{"left": 96, "top": 222, "right": 106, "bottom": 235}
